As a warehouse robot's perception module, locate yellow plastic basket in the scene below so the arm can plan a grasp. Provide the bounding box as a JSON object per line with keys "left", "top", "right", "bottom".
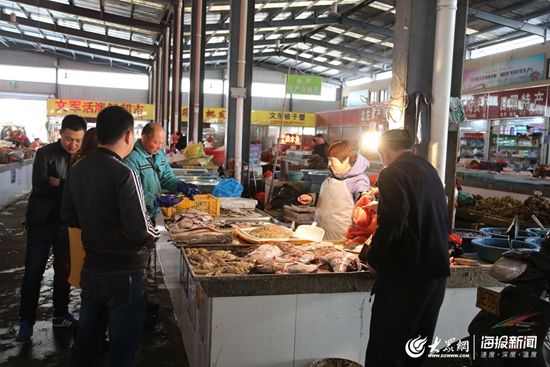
{"left": 162, "top": 194, "right": 221, "bottom": 217}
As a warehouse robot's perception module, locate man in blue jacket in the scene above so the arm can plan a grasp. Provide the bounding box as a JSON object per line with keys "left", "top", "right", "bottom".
{"left": 123, "top": 123, "right": 198, "bottom": 221}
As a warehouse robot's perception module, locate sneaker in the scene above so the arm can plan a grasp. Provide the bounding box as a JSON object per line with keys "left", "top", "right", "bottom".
{"left": 15, "top": 320, "right": 33, "bottom": 342}
{"left": 52, "top": 314, "right": 78, "bottom": 328}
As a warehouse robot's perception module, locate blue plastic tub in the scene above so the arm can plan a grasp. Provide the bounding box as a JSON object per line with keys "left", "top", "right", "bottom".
{"left": 452, "top": 228, "right": 487, "bottom": 253}
{"left": 472, "top": 238, "right": 539, "bottom": 263}
{"left": 479, "top": 227, "right": 531, "bottom": 240}
{"left": 527, "top": 228, "right": 550, "bottom": 237}
{"left": 525, "top": 237, "right": 543, "bottom": 246}
{"left": 309, "top": 170, "right": 330, "bottom": 184}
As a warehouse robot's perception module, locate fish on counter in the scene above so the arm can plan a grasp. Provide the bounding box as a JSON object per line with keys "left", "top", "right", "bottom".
{"left": 167, "top": 209, "right": 214, "bottom": 231}
{"left": 171, "top": 226, "right": 233, "bottom": 245}
{"left": 184, "top": 241, "right": 365, "bottom": 277}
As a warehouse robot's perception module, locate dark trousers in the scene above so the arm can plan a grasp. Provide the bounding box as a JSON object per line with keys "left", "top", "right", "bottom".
{"left": 70, "top": 269, "right": 147, "bottom": 367}
{"left": 365, "top": 277, "right": 447, "bottom": 367}
{"left": 19, "top": 224, "right": 71, "bottom": 324}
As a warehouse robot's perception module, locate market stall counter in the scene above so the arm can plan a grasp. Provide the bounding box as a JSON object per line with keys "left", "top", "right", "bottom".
{"left": 0, "top": 158, "right": 33, "bottom": 207}
{"left": 156, "top": 214, "right": 503, "bottom": 367}
{"left": 457, "top": 168, "right": 550, "bottom": 198}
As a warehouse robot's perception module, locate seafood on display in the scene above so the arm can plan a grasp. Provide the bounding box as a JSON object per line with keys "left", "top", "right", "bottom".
{"left": 220, "top": 208, "right": 264, "bottom": 218}
{"left": 185, "top": 241, "right": 363, "bottom": 276}
{"left": 168, "top": 209, "right": 214, "bottom": 231}
{"left": 247, "top": 225, "right": 293, "bottom": 239}
{"left": 171, "top": 227, "right": 233, "bottom": 245}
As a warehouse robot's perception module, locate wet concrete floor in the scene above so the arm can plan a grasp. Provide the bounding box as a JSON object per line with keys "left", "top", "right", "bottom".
{"left": 0, "top": 197, "right": 189, "bottom": 366}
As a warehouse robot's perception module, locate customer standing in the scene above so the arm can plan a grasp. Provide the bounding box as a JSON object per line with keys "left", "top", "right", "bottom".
{"left": 312, "top": 133, "right": 329, "bottom": 166}
{"left": 360, "top": 129, "right": 450, "bottom": 367}
{"left": 16, "top": 115, "right": 86, "bottom": 342}
{"left": 62, "top": 106, "right": 159, "bottom": 366}
{"left": 123, "top": 123, "right": 198, "bottom": 222}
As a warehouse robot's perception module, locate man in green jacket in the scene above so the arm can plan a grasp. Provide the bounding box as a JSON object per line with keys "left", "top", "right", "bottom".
{"left": 124, "top": 123, "right": 198, "bottom": 221}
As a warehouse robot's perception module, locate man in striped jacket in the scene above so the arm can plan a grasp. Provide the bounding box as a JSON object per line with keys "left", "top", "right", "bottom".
{"left": 61, "top": 106, "right": 159, "bottom": 367}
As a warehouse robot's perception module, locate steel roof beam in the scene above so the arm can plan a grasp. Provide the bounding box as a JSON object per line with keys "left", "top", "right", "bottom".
{"left": 467, "top": 5, "right": 550, "bottom": 45}
{"left": 468, "top": 8, "right": 547, "bottom": 37}
{"left": 201, "top": 36, "right": 390, "bottom": 65}
{"left": 182, "top": 15, "right": 394, "bottom": 39}
{"left": 252, "top": 61, "right": 343, "bottom": 86}
{"left": 306, "top": 37, "right": 391, "bottom": 65}
{"left": 196, "top": 50, "right": 368, "bottom": 77}
{"left": 0, "top": 13, "right": 156, "bottom": 52}
{"left": 0, "top": 29, "right": 152, "bottom": 66}
{"left": 13, "top": 0, "right": 163, "bottom": 32}
{"left": 0, "top": 42, "right": 149, "bottom": 72}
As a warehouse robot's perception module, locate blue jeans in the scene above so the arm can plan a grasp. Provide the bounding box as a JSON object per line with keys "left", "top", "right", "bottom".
{"left": 70, "top": 269, "right": 146, "bottom": 367}
{"left": 19, "top": 224, "right": 71, "bottom": 324}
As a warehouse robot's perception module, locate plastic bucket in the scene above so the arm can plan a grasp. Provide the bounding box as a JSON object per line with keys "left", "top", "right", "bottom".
{"left": 452, "top": 228, "right": 486, "bottom": 253}
{"left": 472, "top": 238, "right": 539, "bottom": 263}
{"left": 479, "top": 227, "right": 531, "bottom": 240}
{"left": 527, "top": 227, "right": 550, "bottom": 237}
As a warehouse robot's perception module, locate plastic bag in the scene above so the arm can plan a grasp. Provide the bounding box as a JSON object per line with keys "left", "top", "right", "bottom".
{"left": 183, "top": 142, "right": 206, "bottom": 159}
{"left": 213, "top": 178, "right": 244, "bottom": 197}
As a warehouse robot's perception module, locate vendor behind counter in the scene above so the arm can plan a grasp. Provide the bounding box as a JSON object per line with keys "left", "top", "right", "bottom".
{"left": 315, "top": 140, "right": 370, "bottom": 240}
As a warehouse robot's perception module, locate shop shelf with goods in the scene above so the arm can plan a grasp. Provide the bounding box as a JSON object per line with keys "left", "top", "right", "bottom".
{"left": 488, "top": 123, "right": 543, "bottom": 169}
{"left": 460, "top": 132, "right": 486, "bottom": 160}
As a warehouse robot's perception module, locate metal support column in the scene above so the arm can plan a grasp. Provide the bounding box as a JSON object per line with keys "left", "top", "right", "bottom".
{"left": 162, "top": 25, "right": 171, "bottom": 133}
{"left": 171, "top": 0, "right": 183, "bottom": 137}
{"left": 389, "top": 0, "right": 437, "bottom": 159}
{"left": 188, "top": 0, "right": 206, "bottom": 143}
{"left": 225, "top": 0, "right": 255, "bottom": 180}
{"left": 155, "top": 47, "right": 163, "bottom": 123}
{"left": 445, "top": 0, "right": 469, "bottom": 227}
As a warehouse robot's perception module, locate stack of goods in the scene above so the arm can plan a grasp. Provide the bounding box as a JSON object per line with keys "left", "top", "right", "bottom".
{"left": 184, "top": 242, "right": 362, "bottom": 276}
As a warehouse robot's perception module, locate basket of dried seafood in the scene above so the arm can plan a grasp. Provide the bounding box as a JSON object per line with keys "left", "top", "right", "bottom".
{"left": 162, "top": 194, "right": 221, "bottom": 217}
{"left": 233, "top": 224, "right": 310, "bottom": 244}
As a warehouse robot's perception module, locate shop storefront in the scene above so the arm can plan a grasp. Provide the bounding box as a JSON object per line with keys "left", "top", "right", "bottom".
{"left": 181, "top": 106, "right": 316, "bottom": 153}
{"left": 461, "top": 86, "right": 549, "bottom": 170}
{"left": 46, "top": 98, "right": 156, "bottom": 140}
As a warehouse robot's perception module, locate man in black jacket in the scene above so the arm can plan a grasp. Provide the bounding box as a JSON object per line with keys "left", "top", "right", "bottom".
{"left": 62, "top": 106, "right": 159, "bottom": 366}
{"left": 361, "top": 129, "right": 450, "bottom": 367}
{"left": 16, "top": 115, "right": 86, "bottom": 342}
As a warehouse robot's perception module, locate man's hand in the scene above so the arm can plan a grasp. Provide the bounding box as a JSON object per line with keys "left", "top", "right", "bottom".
{"left": 48, "top": 177, "right": 61, "bottom": 187}
{"left": 176, "top": 181, "right": 200, "bottom": 200}
{"left": 154, "top": 195, "right": 183, "bottom": 208}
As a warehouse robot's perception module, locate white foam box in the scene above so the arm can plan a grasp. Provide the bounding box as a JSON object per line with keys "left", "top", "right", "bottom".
{"left": 219, "top": 197, "right": 258, "bottom": 209}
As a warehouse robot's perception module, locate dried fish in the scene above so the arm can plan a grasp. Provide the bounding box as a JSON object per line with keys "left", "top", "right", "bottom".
{"left": 248, "top": 225, "right": 292, "bottom": 239}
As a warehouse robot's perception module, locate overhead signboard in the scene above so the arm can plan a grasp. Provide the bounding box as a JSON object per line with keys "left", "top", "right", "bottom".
{"left": 286, "top": 75, "right": 322, "bottom": 95}
{"left": 462, "top": 53, "right": 545, "bottom": 91}
{"left": 47, "top": 98, "right": 155, "bottom": 120}
{"left": 181, "top": 107, "right": 315, "bottom": 127}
